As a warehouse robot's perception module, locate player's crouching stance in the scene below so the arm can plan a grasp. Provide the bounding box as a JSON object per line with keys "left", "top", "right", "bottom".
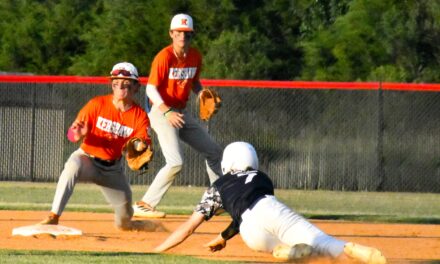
{"left": 38, "top": 62, "right": 163, "bottom": 232}
{"left": 153, "top": 142, "right": 387, "bottom": 264}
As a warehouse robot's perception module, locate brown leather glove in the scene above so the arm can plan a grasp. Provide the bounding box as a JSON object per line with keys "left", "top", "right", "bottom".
{"left": 199, "top": 88, "right": 222, "bottom": 121}
{"left": 123, "top": 138, "right": 153, "bottom": 171}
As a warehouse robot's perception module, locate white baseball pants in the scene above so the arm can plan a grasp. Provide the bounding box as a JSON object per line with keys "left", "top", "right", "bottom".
{"left": 239, "top": 195, "right": 346, "bottom": 257}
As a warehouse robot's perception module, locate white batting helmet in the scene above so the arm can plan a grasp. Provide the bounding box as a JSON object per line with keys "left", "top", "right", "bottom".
{"left": 110, "top": 62, "right": 139, "bottom": 81}
{"left": 221, "top": 142, "right": 259, "bottom": 175}
{"left": 170, "top": 14, "right": 194, "bottom": 32}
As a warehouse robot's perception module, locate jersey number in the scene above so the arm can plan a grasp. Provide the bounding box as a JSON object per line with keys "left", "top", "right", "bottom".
{"left": 238, "top": 172, "right": 257, "bottom": 184}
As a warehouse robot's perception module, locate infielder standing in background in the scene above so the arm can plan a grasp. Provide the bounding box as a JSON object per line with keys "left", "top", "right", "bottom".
{"left": 39, "top": 62, "right": 156, "bottom": 231}
{"left": 133, "top": 13, "right": 223, "bottom": 218}
{"left": 153, "top": 142, "right": 387, "bottom": 264}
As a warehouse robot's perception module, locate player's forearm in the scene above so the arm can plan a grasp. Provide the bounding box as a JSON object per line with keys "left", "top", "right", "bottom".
{"left": 221, "top": 221, "right": 239, "bottom": 240}
{"left": 146, "top": 84, "right": 173, "bottom": 115}
{"left": 154, "top": 212, "right": 205, "bottom": 253}
{"left": 146, "top": 84, "right": 165, "bottom": 109}
{"left": 153, "top": 226, "right": 192, "bottom": 252}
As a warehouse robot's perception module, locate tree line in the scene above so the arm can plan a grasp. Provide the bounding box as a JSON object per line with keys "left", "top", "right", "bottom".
{"left": 0, "top": 0, "right": 439, "bottom": 83}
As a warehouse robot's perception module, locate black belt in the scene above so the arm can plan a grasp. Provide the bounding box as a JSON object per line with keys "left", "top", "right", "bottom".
{"left": 249, "top": 195, "right": 267, "bottom": 210}
{"left": 93, "top": 157, "right": 117, "bottom": 166}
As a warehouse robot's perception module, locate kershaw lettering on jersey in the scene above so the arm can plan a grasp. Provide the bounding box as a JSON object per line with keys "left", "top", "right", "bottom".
{"left": 96, "top": 116, "right": 133, "bottom": 137}
{"left": 169, "top": 67, "right": 197, "bottom": 80}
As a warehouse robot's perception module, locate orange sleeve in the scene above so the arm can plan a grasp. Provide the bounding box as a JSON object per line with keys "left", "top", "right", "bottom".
{"left": 148, "top": 49, "right": 169, "bottom": 87}
{"left": 75, "top": 99, "right": 98, "bottom": 130}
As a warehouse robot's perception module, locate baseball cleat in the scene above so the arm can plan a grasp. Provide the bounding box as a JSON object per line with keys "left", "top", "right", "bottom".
{"left": 133, "top": 201, "right": 166, "bottom": 218}
{"left": 38, "top": 212, "right": 59, "bottom": 225}
{"left": 344, "top": 242, "right": 387, "bottom": 264}
{"left": 272, "top": 243, "right": 313, "bottom": 260}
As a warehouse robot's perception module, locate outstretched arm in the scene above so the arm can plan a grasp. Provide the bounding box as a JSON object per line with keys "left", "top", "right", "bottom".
{"left": 153, "top": 211, "right": 205, "bottom": 253}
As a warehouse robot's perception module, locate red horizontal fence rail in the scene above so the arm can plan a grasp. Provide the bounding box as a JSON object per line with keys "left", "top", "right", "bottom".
{"left": 1, "top": 75, "right": 440, "bottom": 92}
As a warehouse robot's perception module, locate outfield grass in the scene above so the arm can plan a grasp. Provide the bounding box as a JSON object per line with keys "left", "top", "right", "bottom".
{"left": 1, "top": 181, "right": 440, "bottom": 223}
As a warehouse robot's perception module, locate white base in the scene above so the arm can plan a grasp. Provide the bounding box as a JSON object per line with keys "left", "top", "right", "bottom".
{"left": 12, "top": 224, "right": 82, "bottom": 237}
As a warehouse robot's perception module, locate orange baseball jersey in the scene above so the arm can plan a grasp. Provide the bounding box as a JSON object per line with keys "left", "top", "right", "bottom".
{"left": 76, "top": 95, "right": 150, "bottom": 161}
{"left": 148, "top": 45, "right": 202, "bottom": 109}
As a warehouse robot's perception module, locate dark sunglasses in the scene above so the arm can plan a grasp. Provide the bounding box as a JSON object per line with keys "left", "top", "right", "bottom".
{"left": 172, "top": 30, "right": 194, "bottom": 38}
{"left": 184, "top": 32, "right": 194, "bottom": 39}
{"left": 111, "top": 69, "right": 133, "bottom": 77}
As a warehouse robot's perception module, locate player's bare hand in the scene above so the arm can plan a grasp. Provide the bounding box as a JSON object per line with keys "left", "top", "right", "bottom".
{"left": 204, "top": 235, "right": 226, "bottom": 252}
{"left": 166, "top": 111, "right": 185, "bottom": 128}
{"left": 69, "top": 120, "right": 88, "bottom": 140}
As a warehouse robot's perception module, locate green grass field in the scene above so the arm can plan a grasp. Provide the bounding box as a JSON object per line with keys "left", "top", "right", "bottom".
{"left": 0, "top": 249, "right": 239, "bottom": 264}
{"left": 1, "top": 181, "right": 440, "bottom": 263}
{"left": 1, "top": 181, "right": 439, "bottom": 223}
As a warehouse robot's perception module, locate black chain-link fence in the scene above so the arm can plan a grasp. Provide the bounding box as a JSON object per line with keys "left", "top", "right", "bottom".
{"left": 1, "top": 80, "right": 439, "bottom": 192}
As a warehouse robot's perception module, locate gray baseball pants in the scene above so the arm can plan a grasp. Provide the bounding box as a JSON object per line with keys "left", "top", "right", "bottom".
{"left": 141, "top": 106, "right": 222, "bottom": 207}
{"left": 50, "top": 148, "right": 133, "bottom": 228}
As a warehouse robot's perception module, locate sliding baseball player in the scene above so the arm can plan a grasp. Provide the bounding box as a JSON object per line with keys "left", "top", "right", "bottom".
{"left": 153, "top": 142, "right": 387, "bottom": 263}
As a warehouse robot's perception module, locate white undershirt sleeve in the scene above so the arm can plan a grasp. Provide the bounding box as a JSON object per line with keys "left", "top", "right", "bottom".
{"left": 146, "top": 84, "right": 164, "bottom": 106}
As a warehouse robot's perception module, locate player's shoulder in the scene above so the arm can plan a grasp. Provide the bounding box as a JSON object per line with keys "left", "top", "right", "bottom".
{"left": 255, "top": 170, "right": 269, "bottom": 177}
{"left": 150, "top": 46, "right": 174, "bottom": 68}
{"left": 131, "top": 103, "right": 148, "bottom": 115}
{"left": 88, "top": 94, "right": 111, "bottom": 105}
{"left": 236, "top": 169, "right": 265, "bottom": 176}
{"left": 155, "top": 45, "right": 174, "bottom": 59}
{"left": 188, "top": 47, "right": 201, "bottom": 55}
{"left": 221, "top": 170, "right": 266, "bottom": 179}
{"left": 188, "top": 47, "right": 202, "bottom": 59}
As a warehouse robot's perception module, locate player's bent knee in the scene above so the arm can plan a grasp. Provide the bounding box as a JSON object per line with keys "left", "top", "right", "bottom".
{"left": 167, "top": 164, "right": 183, "bottom": 174}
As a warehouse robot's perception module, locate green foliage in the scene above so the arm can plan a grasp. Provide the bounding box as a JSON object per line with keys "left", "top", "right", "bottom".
{"left": 300, "top": 0, "right": 440, "bottom": 82}
{"left": 0, "top": 0, "right": 95, "bottom": 74}
{"left": 203, "top": 30, "right": 275, "bottom": 79}
{"left": 69, "top": 0, "right": 170, "bottom": 76}
{"left": 0, "top": 0, "right": 439, "bottom": 82}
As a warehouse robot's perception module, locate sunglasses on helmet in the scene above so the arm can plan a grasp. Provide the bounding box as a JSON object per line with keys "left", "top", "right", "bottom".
{"left": 111, "top": 69, "right": 134, "bottom": 77}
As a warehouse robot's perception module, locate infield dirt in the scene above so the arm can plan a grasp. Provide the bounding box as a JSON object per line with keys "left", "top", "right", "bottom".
{"left": 1, "top": 210, "right": 439, "bottom": 263}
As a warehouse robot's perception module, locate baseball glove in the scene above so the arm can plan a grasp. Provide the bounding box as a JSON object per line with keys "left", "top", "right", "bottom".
{"left": 123, "top": 138, "right": 153, "bottom": 171}
{"left": 199, "top": 88, "right": 221, "bottom": 121}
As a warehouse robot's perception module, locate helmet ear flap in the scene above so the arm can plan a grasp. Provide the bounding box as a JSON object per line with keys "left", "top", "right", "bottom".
{"left": 221, "top": 156, "right": 233, "bottom": 175}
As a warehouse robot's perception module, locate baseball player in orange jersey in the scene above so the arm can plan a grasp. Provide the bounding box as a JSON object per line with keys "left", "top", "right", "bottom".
{"left": 153, "top": 142, "right": 387, "bottom": 264}
{"left": 38, "top": 62, "right": 155, "bottom": 231}
{"left": 133, "top": 14, "right": 223, "bottom": 218}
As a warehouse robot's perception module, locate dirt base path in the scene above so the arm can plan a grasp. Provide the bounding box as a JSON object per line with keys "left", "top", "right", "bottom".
{"left": 1, "top": 210, "right": 439, "bottom": 263}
